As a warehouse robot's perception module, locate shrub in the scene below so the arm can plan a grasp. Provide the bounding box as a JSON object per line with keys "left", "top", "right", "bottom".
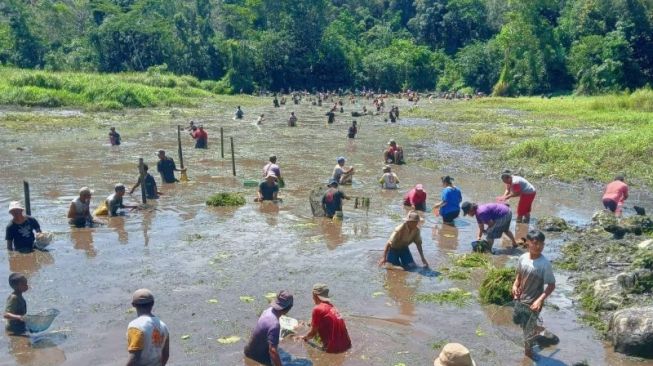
{"left": 206, "top": 193, "right": 246, "bottom": 207}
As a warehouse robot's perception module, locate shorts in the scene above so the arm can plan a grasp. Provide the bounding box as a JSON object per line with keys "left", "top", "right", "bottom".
{"left": 386, "top": 247, "right": 415, "bottom": 268}
{"left": 441, "top": 210, "right": 460, "bottom": 224}
{"left": 486, "top": 210, "right": 512, "bottom": 240}
{"left": 407, "top": 202, "right": 426, "bottom": 212}
{"left": 603, "top": 198, "right": 617, "bottom": 212}
{"left": 517, "top": 192, "right": 536, "bottom": 216}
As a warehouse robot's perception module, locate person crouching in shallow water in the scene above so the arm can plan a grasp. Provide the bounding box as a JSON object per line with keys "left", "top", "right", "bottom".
{"left": 126, "top": 289, "right": 169, "bottom": 366}
{"left": 379, "top": 165, "right": 400, "bottom": 189}
{"left": 378, "top": 211, "right": 428, "bottom": 270}
{"left": 68, "top": 187, "right": 96, "bottom": 227}
{"left": 244, "top": 291, "right": 294, "bottom": 366}
{"left": 106, "top": 184, "right": 139, "bottom": 217}
{"left": 403, "top": 184, "right": 427, "bottom": 211}
{"left": 4, "top": 273, "right": 28, "bottom": 335}
{"left": 512, "top": 230, "right": 555, "bottom": 360}
{"left": 462, "top": 201, "right": 517, "bottom": 250}
{"left": 301, "top": 284, "right": 351, "bottom": 353}
{"left": 332, "top": 157, "right": 354, "bottom": 185}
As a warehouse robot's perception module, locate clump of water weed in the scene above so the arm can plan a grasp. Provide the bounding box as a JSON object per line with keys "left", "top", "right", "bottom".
{"left": 206, "top": 193, "right": 246, "bottom": 207}
{"left": 452, "top": 253, "right": 491, "bottom": 268}
{"left": 414, "top": 288, "right": 472, "bottom": 307}
{"left": 440, "top": 267, "right": 472, "bottom": 280}
{"left": 479, "top": 267, "right": 515, "bottom": 305}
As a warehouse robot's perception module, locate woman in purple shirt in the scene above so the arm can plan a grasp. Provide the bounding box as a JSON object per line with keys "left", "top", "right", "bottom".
{"left": 462, "top": 201, "right": 517, "bottom": 249}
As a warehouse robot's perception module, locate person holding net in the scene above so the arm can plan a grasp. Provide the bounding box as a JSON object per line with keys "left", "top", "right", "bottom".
{"left": 511, "top": 230, "right": 556, "bottom": 360}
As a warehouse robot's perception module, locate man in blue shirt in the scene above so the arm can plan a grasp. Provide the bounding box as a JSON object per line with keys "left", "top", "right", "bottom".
{"left": 156, "top": 150, "right": 182, "bottom": 184}
{"left": 322, "top": 179, "right": 350, "bottom": 218}
{"left": 432, "top": 176, "right": 462, "bottom": 225}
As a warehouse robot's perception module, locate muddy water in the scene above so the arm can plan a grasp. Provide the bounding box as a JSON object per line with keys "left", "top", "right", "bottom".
{"left": 0, "top": 98, "right": 651, "bottom": 366}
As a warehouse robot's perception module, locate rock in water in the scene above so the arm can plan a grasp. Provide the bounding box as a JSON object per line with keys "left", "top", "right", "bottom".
{"left": 609, "top": 306, "right": 653, "bottom": 357}
{"left": 592, "top": 277, "right": 622, "bottom": 310}
{"left": 537, "top": 216, "right": 568, "bottom": 232}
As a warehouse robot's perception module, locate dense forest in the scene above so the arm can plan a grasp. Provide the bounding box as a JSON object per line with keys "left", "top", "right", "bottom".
{"left": 1, "top": 0, "right": 653, "bottom": 95}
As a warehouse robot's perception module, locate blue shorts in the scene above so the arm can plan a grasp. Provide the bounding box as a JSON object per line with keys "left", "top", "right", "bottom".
{"left": 386, "top": 247, "right": 415, "bottom": 268}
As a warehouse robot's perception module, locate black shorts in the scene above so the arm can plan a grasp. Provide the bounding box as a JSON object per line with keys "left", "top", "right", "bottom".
{"left": 441, "top": 210, "right": 460, "bottom": 223}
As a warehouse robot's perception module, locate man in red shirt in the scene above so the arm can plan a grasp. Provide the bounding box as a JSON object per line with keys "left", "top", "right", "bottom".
{"left": 301, "top": 283, "right": 351, "bottom": 353}
{"left": 192, "top": 125, "right": 208, "bottom": 149}
{"left": 602, "top": 175, "right": 629, "bottom": 217}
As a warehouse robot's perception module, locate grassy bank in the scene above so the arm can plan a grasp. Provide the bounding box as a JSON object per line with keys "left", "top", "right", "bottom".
{"left": 0, "top": 67, "right": 260, "bottom": 110}
{"left": 404, "top": 90, "right": 653, "bottom": 187}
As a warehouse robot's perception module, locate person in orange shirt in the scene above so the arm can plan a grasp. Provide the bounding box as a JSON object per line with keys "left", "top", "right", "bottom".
{"left": 602, "top": 175, "right": 629, "bottom": 217}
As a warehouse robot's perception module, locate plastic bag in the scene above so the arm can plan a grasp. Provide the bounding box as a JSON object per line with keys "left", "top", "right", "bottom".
{"left": 34, "top": 232, "right": 53, "bottom": 250}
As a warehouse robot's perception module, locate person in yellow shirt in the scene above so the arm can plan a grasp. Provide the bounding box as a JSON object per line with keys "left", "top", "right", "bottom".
{"left": 126, "top": 289, "right": 169, "bottom": 366}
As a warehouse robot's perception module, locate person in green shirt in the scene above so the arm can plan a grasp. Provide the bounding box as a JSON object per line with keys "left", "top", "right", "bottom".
{"left": 4, "top": 273, "right": 28, "bottom": 335}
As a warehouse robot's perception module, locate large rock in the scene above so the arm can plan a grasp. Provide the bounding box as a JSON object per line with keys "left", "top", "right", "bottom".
{"left": 609, "top": 306, "right": 653, "bottom": 358}
{"left": 616, "top": 270, "right": 653, "bottom": 293}
{"left": 537, "top": 216, "right": 568, "bottom": 232}
{"left": 592, "top": 278, "right": 623, "bottom": 310}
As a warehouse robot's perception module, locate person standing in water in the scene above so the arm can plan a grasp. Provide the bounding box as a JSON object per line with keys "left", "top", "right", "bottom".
{"left": 109, "top": 127, "right": 121, "bottom": 146}
{"left": 500, "top": 170, "right": 536, "bottom": 223}
{"left": 288, "top": 112, "right": 297, "bottom": 127}
{"left": 129, "top": 164, "right": 160, "bottom": 200}
{"left": 332, "top": 157, "right": 354, "bottom": 185}
{"left": 322, "top": 179, "right": 350, "bottom": 218}
{"left": 192, "top": 125, "right": 208, "bottom": 149}
{"left": 244, "top": 291, "right": 294, "bottom": 366}
{"left": 6, "top": 201, "right": 42, "bottom": 252}
{"left": 68, "top": 187, "right": 96, "bottom": 227}
{"left": 432, "top": 176, "right": 462, "bottom": 225}
{"left": 257, "top": 114, "right": 265, "bottom": 125}
{"left": 347, "top": 121, "right": 357, "bottom": 139}
{"left": 602, "top": 175, "right": 629, "bottom": 217}
{"left": 156, "top": 150, "right": 182, "bottom": 184}
{"left": 235, "top": 106, "right": 244, "bottom": 119}
{"left": 126, "top": 289, "right": 170, "bottom": 366}
{"left": 379, "top": 165, "right": 399, "bottom": 189}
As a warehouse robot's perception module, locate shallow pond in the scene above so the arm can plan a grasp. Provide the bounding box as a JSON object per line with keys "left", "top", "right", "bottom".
{"left": 0, "top": 98, "right": 651, "bottom": 365}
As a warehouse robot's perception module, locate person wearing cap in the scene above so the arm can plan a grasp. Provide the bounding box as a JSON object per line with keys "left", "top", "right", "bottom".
{"left": 6, "top": 202, "right": 42, "bottom": 252}
{"left": 156, "top": 150, "right": 182, "bottom": 184}
{"left": 68, "top": 187, "right": 96, "bottom": 227}
{"left": 129, "top": 164, "right": 160, "bottom": 200}
{"left": 301, "top": 284, "right": 351, "bottom": 353}
{"left": 288, "top": 112, "right": 297, "bottom": 127}
{"left": 126, "top": 289, "right": 170, "bottom": 366}
{"left": 332, "top": 157, "right": 354, "bottom": 185}
{"left": 244, "top": 290, "right": 294, "bottom": 366}
{"left": 602, "top": 175, "right": 629, "bottom": 217}
{"left": 257, "top": 173, "right": 280, "bottom": 202}
{"left": 379, "top": 211, "right": 428, "bottom": 269}
{"left": 499, "top": 170, "right": 537, "bottom": 223}
{"left": 462, "top": 201, "right": 518, "bottom": 249}
{"left": 322, "top": 179, "right": 350, "bottom": 218}
{"left": 384, "top": 140, "right": 404, "bottom": 164}
{"left": 403, "top": 184, "right": 427, "bottom": 211}
{"left": 192, "top": 125, "right": 208, "bottom": 149}
{"left": 432, "top": 176, "right": 462, "bottom": 225}
{"left": 109, "top": 127, "right": 121, "bottom": 146}
{"left": 433, "top": 343, "right": 476, "bottom": 366}
{"left": 107, "top": 184, "right": 139, "bottom": 217}
{"left": 379, "top": 165, "right": 400, "bottom": 189}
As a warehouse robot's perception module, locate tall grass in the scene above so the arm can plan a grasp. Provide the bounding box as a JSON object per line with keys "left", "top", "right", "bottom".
{"left": 0, "top": 67, "right": 216, "bottom": 109}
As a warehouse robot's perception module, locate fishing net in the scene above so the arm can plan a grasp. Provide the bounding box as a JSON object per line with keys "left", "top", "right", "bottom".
{"left": 512, "top": 301, "right": 543, "bottom": 346}
{"left": 24, "top": 309, "right": 60, "bottom": 333}
{"left": 309, "top": 185, "right": 327, "bottom": 217}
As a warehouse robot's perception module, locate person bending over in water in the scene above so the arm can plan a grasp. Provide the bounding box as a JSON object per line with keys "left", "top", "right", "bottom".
{"left": 384, "top": 140, "right": 404, "bottom": 164}
{"left": 129, "top": 164, "right": 161, "bottom": 200}
{"left": 462, "top": 201, "right": 517, "bottom": 250}
{"left": 378, "top": 211, "right": 428, "bottom": 269}
{"left": 602, "top": 174, "right": 628, "bottom": 217}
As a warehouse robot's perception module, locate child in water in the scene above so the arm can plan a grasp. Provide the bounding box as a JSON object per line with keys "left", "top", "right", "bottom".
{"left": 4, "top": 273, "right": 28, "bottom": 335}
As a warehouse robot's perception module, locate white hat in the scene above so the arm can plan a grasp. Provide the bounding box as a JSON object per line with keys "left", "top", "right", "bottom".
{"left": 8, "top": 201, "right": 24, "bottom": 213}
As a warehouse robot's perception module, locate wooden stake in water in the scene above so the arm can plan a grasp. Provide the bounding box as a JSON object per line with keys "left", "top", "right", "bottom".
{"left": 177, "top": 125, "right": 188, "bottom": 182}
{"left": 220, "top": 127, "right": 224, "bottom": 159}
{"left": 230, "top": 137, "right": 236, "bottom": 176}
{"left": 138, "top": 158, "right": 147, "bottom": 204}
{"left": 23, "top": 181, "right": 31, "bottom": 216}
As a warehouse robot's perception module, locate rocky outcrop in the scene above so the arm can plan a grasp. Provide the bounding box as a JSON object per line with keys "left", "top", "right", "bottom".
{"left": 591, "top": 210, "right": 653, "bottom": 238}
{"left": 537, "top": 216, "right": 568, "bottom": 232}
{"left": 608, "top": 306, "right": 653, "bottom": 358}
{"left": 592, "top": 278, "right": 623, "bottom": 310}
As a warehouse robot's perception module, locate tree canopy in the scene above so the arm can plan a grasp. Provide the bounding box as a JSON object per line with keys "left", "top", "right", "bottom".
{"left": 1, "top": 0, "right": 652, "bottom": 95}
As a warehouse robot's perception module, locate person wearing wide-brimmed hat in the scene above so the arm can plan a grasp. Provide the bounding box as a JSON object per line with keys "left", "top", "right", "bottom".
{"left": 244, "top": 290, "right": 294, "bottom": 366}
{"left": 126, "top": 289, "right": 169, "bottom": 366}
{"left": 433, "top": 343, "right": 476, "bottom": 366}
{"left": 301, "top": 284, "right": 351, "bottom": 353}
{"left": 379, "top": 211, "right": 428, "bottom": 269}
{"left": 257, "top": 172, "right": 279, "bottom": 202}
{"left": 6, "top": 201, "right": 42, "bottom": 252}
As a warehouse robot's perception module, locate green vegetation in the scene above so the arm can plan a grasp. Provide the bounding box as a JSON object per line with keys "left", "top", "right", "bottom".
{"left": 206, "top": 193, "right": 246, "bottom": 207}
{"left": 441, "top": 267, "right": 472, "bottom": 281}
{"left": 478, "top": 268, "right": 515, "bottom": 305}
{"left": 1, "top": 0, "right": 652, "bottom": 95}
{"left": 405, "top": 91, "right": 653, "bottom": 187}
{"left": 633, "top": 249, "right": 653, "bottom": 270}
{"left": 414, "top": 288, "right": 472, "bottom": 307}
{"left": 451, "top": 253, "right": 491, "bottom": 268}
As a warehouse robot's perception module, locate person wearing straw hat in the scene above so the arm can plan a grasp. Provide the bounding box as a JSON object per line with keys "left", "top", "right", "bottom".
{"left": 378, "top": 211, "right": 428, "bottom": 269}
{"left": 68, "top": 187, "right": 97, "bottom": 227}
{"left": 301, "top": 284, "right": 351, "bottom": 353}
{"left": 257, "top": 173, "right": 280, "bottom": 202}
{"left": 6, "top": 201, "right": 41, "bottom": 252}
{"left": 244, "top": 290, "right": 294, "bottom": 366}
{"left": 433, "top": 343, "right": 476, "bottom": 366}
{"left": 126, "top": 289, "right": 169, "bottom": 366}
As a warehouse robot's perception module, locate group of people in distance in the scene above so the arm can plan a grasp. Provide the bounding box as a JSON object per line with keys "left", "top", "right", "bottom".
{"left": 4, "top": 91, "right": 638, "bottom": 365}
